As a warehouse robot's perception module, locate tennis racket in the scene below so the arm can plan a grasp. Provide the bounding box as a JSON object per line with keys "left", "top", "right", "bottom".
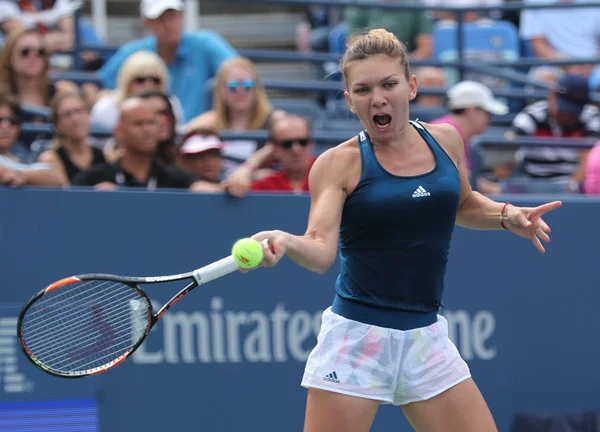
{"left": 17, "top": 240, "right": 269, "bottom": 378}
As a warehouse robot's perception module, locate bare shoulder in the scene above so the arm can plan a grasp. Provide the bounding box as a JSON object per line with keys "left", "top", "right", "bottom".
{"left": 184, "top": 111, "right": 217, "bottom": 133}
{"left": 310, "top": 137, "right": 361, "bottom": 194}
{"left": 38, "top": 149, "right": 60, "bottom": 164}
{"left": 418, "top": 121, "right": 464, "bottom": 165}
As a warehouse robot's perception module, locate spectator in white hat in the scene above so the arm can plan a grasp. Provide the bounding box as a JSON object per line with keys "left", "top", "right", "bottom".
{"left": 94, "top": 0, "right": 238, "bottom": 121}
{"left": 430, "top": 80, "right": 509, "bottom": 195}
{"left": 177, "top": 129, "right": 226, "bottom": 193}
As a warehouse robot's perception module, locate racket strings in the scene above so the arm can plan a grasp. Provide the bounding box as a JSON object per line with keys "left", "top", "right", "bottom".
{"left": 25, "top": 282, "right": 141, "bottom": 348}
{"left": 28, "top": 306, "right": 140, "bottom": 369}
{"left": 24, "top": 279, "right": 109, "bottom": 321}
{"left": 20, "top": 279, "right": 150, "bottom": 374}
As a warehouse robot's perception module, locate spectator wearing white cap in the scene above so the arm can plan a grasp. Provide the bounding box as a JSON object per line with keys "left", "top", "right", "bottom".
{"left": 177, "top": 129, "right": 226, "bottom": 193}
{"left": 94, "top": 0, "right": 238, "bottom": 122}
{"left": 430, "top": 81, "right": 509, "bottom": 195}
{"left": 431, "top": 81, "right": 508, "bottom": 168}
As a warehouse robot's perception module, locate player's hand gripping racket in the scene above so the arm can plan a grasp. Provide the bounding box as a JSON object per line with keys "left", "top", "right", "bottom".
{"left": 17, "top": 239, "right": 269, "bottom": 378}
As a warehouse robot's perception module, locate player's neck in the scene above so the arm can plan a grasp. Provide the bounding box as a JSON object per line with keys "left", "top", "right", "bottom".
{"left": 120, "top": 151, "right": 153, "bottom": 182}
{"left": 371, "top": 119, "right": 415, "bottom": 152}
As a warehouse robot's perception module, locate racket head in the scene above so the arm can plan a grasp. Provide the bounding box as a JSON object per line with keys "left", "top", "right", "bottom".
{"left": 17, "top": 275, "right": 155, "bottom": 378}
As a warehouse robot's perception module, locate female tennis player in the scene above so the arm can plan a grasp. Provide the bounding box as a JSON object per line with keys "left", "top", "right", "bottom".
{"left": 248, "top": 29, "right": 561, "bottom": 432}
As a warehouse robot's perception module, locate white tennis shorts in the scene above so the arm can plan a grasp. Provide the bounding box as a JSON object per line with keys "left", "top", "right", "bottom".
{"left": 301, "top": 307, "right": 471, "bottom": 406}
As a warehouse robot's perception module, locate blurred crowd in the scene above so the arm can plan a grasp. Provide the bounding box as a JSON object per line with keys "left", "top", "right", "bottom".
{"left": 2, "top": 0, "right": 600, "bottom": 196}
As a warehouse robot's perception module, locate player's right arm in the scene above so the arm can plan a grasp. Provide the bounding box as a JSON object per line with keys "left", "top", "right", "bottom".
{"left": 252, "top": 145, "right": 351, "bottom": 274}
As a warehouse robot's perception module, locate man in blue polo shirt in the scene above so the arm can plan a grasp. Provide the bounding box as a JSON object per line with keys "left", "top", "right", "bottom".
{"left": 95, "top": 0, "right": 238, "bottom": 121}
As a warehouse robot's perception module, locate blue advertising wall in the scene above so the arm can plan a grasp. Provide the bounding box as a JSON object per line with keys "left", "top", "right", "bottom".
{"left": 0, "top": 189, "right": 599, "bottom": 432}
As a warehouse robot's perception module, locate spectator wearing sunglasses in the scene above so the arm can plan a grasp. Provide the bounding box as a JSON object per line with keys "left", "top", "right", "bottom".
{"left": 185, "top": 57, "right": 285, "bottom": 172}
{"left": 0, "top": 90, "right": 64, "bottom": 187}
{"left": 94, "top": 0, "right": 238, "bottom": 121}
{"left": 90, "top": 50, "right": 185, "bottom": 133}
{"left": 0, "top": 27, "right": 77, "bottom": 109}
{"left": 250, "top": 114, "right": 316, "bottom": 194}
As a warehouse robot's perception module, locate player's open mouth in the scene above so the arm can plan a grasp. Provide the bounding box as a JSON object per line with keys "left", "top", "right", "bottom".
{"left": 373, "top": 114, "right": 392, "bottom": 131}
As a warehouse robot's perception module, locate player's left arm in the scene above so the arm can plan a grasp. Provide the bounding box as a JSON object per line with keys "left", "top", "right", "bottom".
{"left": 430, "top": 123, "right": 562, "bottom": 253}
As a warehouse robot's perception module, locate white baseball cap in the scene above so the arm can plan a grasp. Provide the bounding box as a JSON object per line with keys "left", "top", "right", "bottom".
{"left": 140, "top": 0, "right": 183, "bottom": 19}
{"left": 179, "top": 134, "right": 224, "bottom": 155}
{"left": 447, "top": 81, "right": 509, "bottom": 116}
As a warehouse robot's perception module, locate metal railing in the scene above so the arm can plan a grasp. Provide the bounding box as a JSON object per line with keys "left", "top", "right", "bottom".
{"left": 18, "top": 123, "right": 356, "bottom": 147}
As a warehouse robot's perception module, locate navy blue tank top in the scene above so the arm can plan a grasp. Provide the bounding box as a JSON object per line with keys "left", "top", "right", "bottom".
{"left": 332, "top": 121, "right": 461, "bottom": 330}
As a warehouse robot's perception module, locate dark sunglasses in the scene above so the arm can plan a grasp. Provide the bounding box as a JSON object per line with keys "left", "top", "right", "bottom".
{"left": 20, "top": 47, "right": 45, "bottom": 58}
{"left": 226, "top": 79, "right": 255, "bottom": 92}
{"left": 275, "top": 138, "right": 311, "bottom": 149}
{"left": 0, "top": 116, "right": 19, "bottom": 126}
{"left": 133, "top": 76, "right": 162, "bottom": 85}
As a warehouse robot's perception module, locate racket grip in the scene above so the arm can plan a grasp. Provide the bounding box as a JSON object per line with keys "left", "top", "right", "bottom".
{"left": 192, "top": 239, "right": 270, "bottom": 285}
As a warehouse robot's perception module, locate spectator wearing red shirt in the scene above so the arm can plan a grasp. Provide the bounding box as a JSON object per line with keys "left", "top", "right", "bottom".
{"left": 251, "top": 115, "right": 316, "bottom": 194}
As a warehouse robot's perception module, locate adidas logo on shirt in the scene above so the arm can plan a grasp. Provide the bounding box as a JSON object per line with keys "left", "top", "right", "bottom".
{"left": 323, "top": 371, "right": 340, "bottom": 383}
{"left": 412, "top": 186, "right": 431, "bottom": 198}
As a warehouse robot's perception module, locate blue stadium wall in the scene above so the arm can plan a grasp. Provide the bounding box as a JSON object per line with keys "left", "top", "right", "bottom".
{"left": 0, "top": 189, "right": 598, "bottom": 432}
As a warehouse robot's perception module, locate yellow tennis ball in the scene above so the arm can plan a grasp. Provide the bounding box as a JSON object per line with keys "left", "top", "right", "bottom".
{"left": 232, "top": 238, "right": 264, "bottom": 269}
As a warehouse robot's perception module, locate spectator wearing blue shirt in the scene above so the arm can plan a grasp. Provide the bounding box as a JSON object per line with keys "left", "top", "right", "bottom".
{"left": 94, "top": 0, "right": 238, "bottom": 122}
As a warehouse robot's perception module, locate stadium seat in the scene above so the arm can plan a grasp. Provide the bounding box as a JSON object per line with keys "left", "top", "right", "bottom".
{"left": 314, "top": 119, "right": 364, "bottom": 134}
{"left": 328, "top": 22, "right": 348, "bottom": 55}
{"left": 433, "top": 20, "right": 520, "bottom": 91}
{"left": 48, "top": 71, "right": 103, "bottom": 87}
{"left": 20, "top": 105, "right": 51, "bottom": 123}
{"left": 500, "top": 177, "right": 573, "bottom": 194}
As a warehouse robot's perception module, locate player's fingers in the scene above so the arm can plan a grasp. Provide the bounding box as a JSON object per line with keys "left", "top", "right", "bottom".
{"left": 531, "top": 232, "right": 545, "bottom": 253}
{"left": 529, "top": 201, "right": 562, "bottom": 219}
{"left": 538, "top": 218, "right": 551, "bottom": 233}
{"left": 536, "top": 226, "right": 550, "bottom": 243}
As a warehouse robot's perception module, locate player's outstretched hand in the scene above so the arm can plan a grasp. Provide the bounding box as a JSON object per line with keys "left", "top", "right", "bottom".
{"left": 504, "top": 201, "right": 562, "bottom": 253}
{"left": 250, "top": 230, "right": 287, "bottom": 268}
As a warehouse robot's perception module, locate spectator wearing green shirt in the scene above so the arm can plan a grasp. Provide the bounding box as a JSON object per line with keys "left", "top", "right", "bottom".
{"left": 343, "top": 0, "right": 446, "bottom": 107}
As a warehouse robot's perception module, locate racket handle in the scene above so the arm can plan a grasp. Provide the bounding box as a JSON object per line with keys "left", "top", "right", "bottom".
{"left": 192, "top": 239, "right": 270, "bottom": 285}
